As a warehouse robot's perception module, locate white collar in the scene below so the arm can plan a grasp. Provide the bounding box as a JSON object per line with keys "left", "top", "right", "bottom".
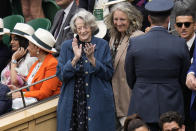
{"left": 187, "top": 33, "right": 196, "bottom": 50}
{"left": 64, "top": 1, "right": 74, "bottom": 14}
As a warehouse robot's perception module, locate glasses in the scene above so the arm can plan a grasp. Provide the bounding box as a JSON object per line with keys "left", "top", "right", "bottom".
{"left": 176, "top": 22, "right": 193, "bottom": 28}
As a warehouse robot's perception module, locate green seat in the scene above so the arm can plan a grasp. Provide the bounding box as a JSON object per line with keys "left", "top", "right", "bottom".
{"left": 27, "top": 18, "right": 51, "bottom": 31}
{"left": 42, "top": 0, "right": 60, "bottom": 24}
{"left": 3, "top": 15, "right": 24, "bottom": 46}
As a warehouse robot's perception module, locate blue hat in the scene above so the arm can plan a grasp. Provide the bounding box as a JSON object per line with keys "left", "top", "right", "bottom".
{"left": 145, "top": 0, "right": 174, "bottom": 16}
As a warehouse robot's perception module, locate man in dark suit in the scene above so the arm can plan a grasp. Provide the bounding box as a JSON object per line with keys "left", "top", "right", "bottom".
{"left": 175, "top": 9, "right": 196, "bottom": 130}
{"left": 125, "top": 0, "right": 190, "bottom": 131}
{"left": 50, "top": 0, "right": 78, "bottom": 56}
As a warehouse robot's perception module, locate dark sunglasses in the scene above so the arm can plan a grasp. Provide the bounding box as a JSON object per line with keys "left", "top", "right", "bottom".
{"left": 176, "top": 22, "right": 193, "bottom": 28}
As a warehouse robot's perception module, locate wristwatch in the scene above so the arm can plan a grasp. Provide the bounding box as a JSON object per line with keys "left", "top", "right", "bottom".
{"left": 11, "top": 59, "right": 17, "bottom": 64}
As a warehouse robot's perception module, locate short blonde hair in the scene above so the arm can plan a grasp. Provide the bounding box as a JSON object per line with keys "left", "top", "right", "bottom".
{"left": 70, "top": 8, "right": 98, "bottom": 34}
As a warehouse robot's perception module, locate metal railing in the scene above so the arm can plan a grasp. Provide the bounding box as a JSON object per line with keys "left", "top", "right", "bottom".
{"left": 7, "top": 75, "right": 57, "bottom": 108}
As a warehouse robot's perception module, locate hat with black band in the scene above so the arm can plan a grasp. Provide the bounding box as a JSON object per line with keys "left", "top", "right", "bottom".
{"left": 11, "top": 23, "right": 35, "bottom": 37}
{"left": 25, "top": 28, "right": 57, "bottom": 53}
{"left": 0, "top": 18, "right": 10, "bottom": 35}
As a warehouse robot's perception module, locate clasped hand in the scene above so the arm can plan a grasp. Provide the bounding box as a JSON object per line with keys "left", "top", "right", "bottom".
{"left": 72, "top": 38, "right": 96, "bottom": 65}
{"left": 186, "top": 73, "right": 196, "bottom": 91}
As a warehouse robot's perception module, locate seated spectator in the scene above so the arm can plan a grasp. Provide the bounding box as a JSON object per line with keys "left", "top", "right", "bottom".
{"left": 124, "top": 114, "right": 150, "bottom": 131}
{"left": 9, "top": 28, "right": 62, "bottom": 109}
{"left": 0, "top": 18, "right": 12, "bottom": 76}
{"left": 1, "top": 23, "right": 37, "bottom": 87}
{"left": 159, "top": 111, "right": 185, "bottom": 131}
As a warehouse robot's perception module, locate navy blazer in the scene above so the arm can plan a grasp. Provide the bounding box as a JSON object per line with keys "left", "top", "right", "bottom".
{"left": 125, "top": 27, "right": 190, "bottom": 123}
{"left": 187, "top": 36, "right": 196, "bottom": 120}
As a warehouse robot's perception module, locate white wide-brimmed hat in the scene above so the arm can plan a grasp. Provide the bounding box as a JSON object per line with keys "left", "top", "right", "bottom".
{"left": 104, "top": 0, "right": 126, "bottom": 7}
{"left": 94, "top": 21, "right": 107, "bottom": 38}
{"left": 11, "top": 23, "right": 35, "bottom": 37}
{"left": 25, "top": 28, "right": 57, "bottom": 53}
{"left": 0, "top": 18, "right": 10, "bottom": 35}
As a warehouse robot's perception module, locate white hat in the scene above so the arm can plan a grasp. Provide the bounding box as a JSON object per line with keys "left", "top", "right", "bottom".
{"left": 11, "top": 23, "right": 35, "bottom": 37}
{"left": 93, "top": 8, "right": 107, "bottom": 38}
{"left": 94, "top": 21, "right": 107, "bottom": 38}
{"left": 25, "top": 28, "right": 57, "bottom": 53}
{"left": 104, "top": 0, "right": 126, "bottom": 6}
{"left": 0, "top": 18, "right": 10, "bottom": 35}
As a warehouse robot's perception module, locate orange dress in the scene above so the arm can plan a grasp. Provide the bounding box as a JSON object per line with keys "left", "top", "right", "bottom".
{"left": 24, "top": 54, "right": 62, "bottom": 100}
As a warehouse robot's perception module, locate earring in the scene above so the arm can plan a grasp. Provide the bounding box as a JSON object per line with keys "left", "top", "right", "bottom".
{"left": 36, "top": 51, "right": 39, "bottom": 55}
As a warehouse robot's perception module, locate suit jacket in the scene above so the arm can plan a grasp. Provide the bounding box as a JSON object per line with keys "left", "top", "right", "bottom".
{"left": 78, "top": 0, "right": 95, "bottom": 13}
{"left": 125, "top": 27, "right": 190, "bottom": 123}
{"left": 187, "top": 36, "right": 196, "bottom": 120}
{"left": 24, "top": 54, "right": 61, "bottom": 100}
{"left": 50, "top": 2, "right": 78, "bottom": 54}
{"left": 109, "top": 30, "right": 143, "bottom": 118}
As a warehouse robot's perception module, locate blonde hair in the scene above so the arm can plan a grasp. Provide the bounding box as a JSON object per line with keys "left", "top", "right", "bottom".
{"left": 104, "top": 2, "right": 143, "bottom": 37}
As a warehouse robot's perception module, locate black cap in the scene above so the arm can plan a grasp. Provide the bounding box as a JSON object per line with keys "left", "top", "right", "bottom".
{"left": 145, "top": 0, "right": 174, "bottom": 16}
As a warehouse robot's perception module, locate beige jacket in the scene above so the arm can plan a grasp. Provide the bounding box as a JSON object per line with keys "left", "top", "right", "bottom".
{"left": 109, "top": 30, "right": 144, "bottom": 117}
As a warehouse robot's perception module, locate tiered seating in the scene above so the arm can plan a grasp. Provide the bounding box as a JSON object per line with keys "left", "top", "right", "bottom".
{"left": 42, "top": 0, "right": 60, "bottom": 24}
{"left": 27, "top": 18, "right": 51, "bottom": 30}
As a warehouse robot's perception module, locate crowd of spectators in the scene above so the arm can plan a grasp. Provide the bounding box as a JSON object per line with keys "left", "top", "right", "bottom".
{"left": 0, "top": 0, "right": 196, "bottom": 131}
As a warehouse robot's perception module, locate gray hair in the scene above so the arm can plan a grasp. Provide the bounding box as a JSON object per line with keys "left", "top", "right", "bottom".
{"left": 104, "top": 2, "right": 143, "bottom": 37}
{"left": 70, "top": 8, "right": 98, "bottom": 34}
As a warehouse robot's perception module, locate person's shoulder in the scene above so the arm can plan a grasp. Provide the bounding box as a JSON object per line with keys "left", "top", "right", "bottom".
{"left": 92, "top": 36, "right": 107, "bottom": 42}
{"left": 45, "top": 54, "right": 58, "bottom": 65}
{"left": 92, "top": 37, "right": 108, "bottom": 46}
{"left": 131, "top": 30, "right": 144, "bottom": 38}
{"left": 169, "top": 34, "right": 186, "bottom": 43}
{"left": 62, "top": 39, "right": 73, "bottom": 48}
{"left": 56, "top": 9, "right": 64, "bottom": 14}
{"left": 130, "top": 32, "right": 147, "bottom": 42}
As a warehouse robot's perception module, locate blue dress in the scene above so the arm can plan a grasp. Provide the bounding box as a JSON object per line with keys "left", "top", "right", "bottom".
{"left": 56, "top": 36, "right": 116, "bottom": 131}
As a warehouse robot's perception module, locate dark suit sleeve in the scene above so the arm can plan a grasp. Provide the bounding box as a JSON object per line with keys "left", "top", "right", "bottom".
{"left": 188, "top": 41, "right": 196, "bottom": 73}
{"left": 181, "top": 41, "right": 191, "bottom": 85}
{"left": 125, "top": 39, "right": 136, "bottom": 89}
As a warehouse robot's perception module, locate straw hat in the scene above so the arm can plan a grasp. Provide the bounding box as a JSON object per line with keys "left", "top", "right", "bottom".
{"left": 0, "top": 18, "right": 10, "bottom": 35}
{"left": 104, "top": 0, "right": 126, "bottom": 7}
{"left": 94, "top": 21, "right": 107, "bottom": 38}
{"left": 11, "top": 23, "right": 35, "bottom": 37}
{"left": 25, "top": 28, "right": 57, "bottom": 53}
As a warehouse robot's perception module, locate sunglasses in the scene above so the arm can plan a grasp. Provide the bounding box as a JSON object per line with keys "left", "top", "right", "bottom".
{"left": 176, "top": 22, "right": 193, "bottom": 28}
